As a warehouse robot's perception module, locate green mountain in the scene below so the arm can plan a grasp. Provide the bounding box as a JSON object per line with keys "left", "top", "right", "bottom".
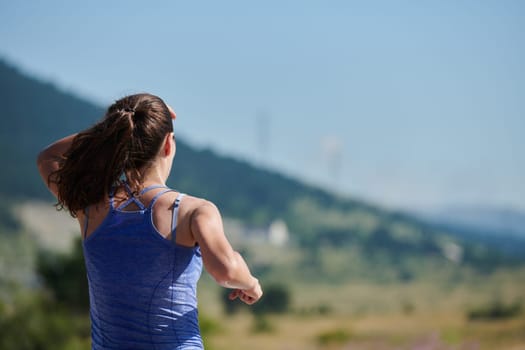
{"left": 0, "top": 58, "right": 365, "bottom": 221}
{"left": 0, "top": 60, "right": 104, "bottom": 199}
{"left": 1, "top": 58, "right": 523, "bottom": 283}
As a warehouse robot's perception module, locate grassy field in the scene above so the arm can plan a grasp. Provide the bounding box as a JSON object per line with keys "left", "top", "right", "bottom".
{"left": 11, "top": 201, "right": 525, "bottom": 350}
{"left": 197, "top": 275, "right": 525, "bottom": 350}
{"left": 199, "top": 311, "right": 525, "bottom": 350}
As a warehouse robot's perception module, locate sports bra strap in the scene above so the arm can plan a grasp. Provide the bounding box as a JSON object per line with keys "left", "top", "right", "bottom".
{"left": 109, "top": 187, "right": 116, "bottom": 209}
{"left": 148, "top": 189, "right": 176, "bottom": 210}
{"left": 123, "top": 182, "right": 134, "bottom": 196}
{"left": 120, "top": 196, "right": 147, "bottom": 211}
{"left": 109, "top": 183, "right": 173, "bottom": 211}
{"left": 171, "top": 193, "right": 185, "bottom": 242}
{"left": 111, "top": 183, "right": 147, "bottom": 211}
{"left": 140, "top": 184, "right": 168, "bottom": 196}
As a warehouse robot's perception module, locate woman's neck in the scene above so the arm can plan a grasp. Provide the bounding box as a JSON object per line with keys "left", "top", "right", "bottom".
{"left": 138, "top": 165, "right": 168, "bottom": 187}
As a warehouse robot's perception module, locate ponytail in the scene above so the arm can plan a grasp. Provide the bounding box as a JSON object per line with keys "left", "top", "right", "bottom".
{"left": 50, "top": 93, "right": 172, "bottom": 217}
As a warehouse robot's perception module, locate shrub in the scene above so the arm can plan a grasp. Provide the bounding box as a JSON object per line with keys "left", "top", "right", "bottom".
{"left": 0, "top": 292, "right": 90, "bottom": 350}
{"left": 467, "top": 300, "right": 522, "bottom": 321}
{"left": 316, "top": 328, "right": 352, "bottom": 345}
{"left": 251, "top": 316, "right": 275, "bottom": 333}
{"left": 199, "top": 313, "right": 223, "bottom": 337}
{"left": 251, "top": 283, "right": 291, "bottom": 315}
{"left": 36, "top": 238, "right": 89, "bottom": 311}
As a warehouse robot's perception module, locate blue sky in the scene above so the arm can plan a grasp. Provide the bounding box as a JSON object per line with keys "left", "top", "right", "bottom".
{"left": 1, "top": 0, "right": 523, "bottom": 211}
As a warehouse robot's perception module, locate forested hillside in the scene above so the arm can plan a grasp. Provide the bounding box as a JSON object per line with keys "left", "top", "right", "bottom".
{"left": 1, "top": 58, "right": 524, "bottom": 284}
{"left": 0, "top": 60, "right": 103, "bottom": 199}
{"left": 0, "top": 58, "right": 365, "bottom": 222}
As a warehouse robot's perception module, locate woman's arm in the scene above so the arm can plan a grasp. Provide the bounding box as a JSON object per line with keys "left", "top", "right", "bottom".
{"left": 36, "top": 134, "right": 77, "bottom": 197}
{"left": 190, "top": 201, "right": 263, "bottom": 305}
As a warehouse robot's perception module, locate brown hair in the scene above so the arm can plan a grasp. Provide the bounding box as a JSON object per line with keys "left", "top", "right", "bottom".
{"left": 50, "top": 93, "right": 173, "bottom": 217}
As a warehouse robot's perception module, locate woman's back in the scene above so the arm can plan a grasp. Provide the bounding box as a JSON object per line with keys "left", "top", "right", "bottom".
{"left": 37, "top": 93, "right": 262, "bottom": 349}
{"left": 83, "top": 185, "right": 203, "bottom": 349}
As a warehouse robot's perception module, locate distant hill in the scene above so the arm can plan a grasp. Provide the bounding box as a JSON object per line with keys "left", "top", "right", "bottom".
{"left": 420, "top": 206, "right": 525, "bottom": 238}
{"left": 415, "top": 206, "right": 525, "bottom": 258}
{"left": 1, "top": 58, "right": 524, "bottom": 283}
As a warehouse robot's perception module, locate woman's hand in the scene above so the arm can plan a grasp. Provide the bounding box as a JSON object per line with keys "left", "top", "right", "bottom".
{"left": 228, "top": 278, "right": 263, "bottom": 305}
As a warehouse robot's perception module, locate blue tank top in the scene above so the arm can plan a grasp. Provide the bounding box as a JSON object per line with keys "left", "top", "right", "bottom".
{"left": 82, "top": 185, "right": 204, "bottom": 349}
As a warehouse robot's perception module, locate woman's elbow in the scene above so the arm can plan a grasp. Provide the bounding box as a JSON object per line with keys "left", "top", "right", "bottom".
{"left": 36, "top": 148, "right": 51, "bottom": 172}
{"left": 36, "top": 150, "right": 48, "bottom": 176}
{"left": 36, "top": 149, "right": 59, "bottom": 192}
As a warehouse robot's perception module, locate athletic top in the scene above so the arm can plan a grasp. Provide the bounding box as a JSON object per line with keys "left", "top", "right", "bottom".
{"left": 82, "top": 184, "right": 203, "bottom": 350}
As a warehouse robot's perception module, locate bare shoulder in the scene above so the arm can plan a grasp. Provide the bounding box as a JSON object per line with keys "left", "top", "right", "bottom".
{"left": 150, "top": 192, "right": 216, "bottom": 243}
{"left": 152, "top": 192, "right": 218, "bottom": 222}
{"left": 169, "top": 195, "right": 222, "bottom": 232}
{"left": 186, "top": 197, "right": 220, "bottom": 220}
{"left": 182, "top": 196, "right": 222, "bottom": 230}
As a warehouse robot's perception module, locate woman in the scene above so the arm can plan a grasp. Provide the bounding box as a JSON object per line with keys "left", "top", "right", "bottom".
{"left": 37, "top": 93, "right": 262, "bottom": 349}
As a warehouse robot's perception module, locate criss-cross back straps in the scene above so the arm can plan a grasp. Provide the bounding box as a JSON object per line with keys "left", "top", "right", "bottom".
{"left": 114, "top": 182, "right": 146, "bottom": 211}
{"left": 117, "top": 197, "right": 145, "bottom": 211}
{"left": 112, "top": 183, "right": 169, "bottom": 211}
{"left": 171, "top": 193, "right": 185, "bottom": 243}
